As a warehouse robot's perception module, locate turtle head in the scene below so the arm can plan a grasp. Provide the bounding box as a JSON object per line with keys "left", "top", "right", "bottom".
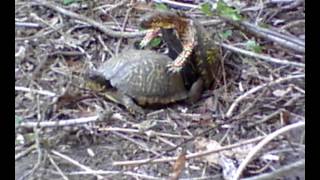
{"left": 139, "top": 10, "right": 180, "bottom": 29}
{"left": 139, "top": 10, "right": 187, "bottom": 48}
{"left": 84, "top": 70, "right": 111, "bottom": 91}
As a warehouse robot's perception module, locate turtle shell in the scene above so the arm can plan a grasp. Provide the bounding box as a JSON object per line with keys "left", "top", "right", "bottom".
{"left": 96, "top": 49, "right": 188, "bottom": 105}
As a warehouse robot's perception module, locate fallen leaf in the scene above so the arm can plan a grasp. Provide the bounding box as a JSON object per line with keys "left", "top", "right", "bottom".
{"left": 272, "top": 89, "right": 287, "bottom": 97}
{"left": 193, "top": 137, "right": 255, "bottom": 179}
{"left": 194, "top": 137, "right": 222, "bottom": 165}
{"left": 169, "top": 152, "right": 186, "bottom": 180}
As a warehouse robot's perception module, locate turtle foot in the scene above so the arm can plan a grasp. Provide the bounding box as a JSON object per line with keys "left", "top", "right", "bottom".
{"left": 166, "top": 62, "right": 183, "bottom": 73}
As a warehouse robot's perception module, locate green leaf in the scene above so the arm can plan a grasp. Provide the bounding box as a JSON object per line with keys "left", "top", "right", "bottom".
{"left": 219, "top": 30, "right": 232, "bottom": 40}
{"left": 216, "top": 0, "right": 242, "bottom": 21}
{"left": 155, "top": 3, "right": 169, "bottom": 11}
{"left": 245, "top": 40, "right": 262, "bottom": 53}
{"left": 149, "top": 37, "right": 162, "bottom": 48}
{"left": 200, "top": 2, "right": 213, "bottom": 16}
{"left": 15, "top": 115, "right": 23, "bottom": 128}
{"left": 63, "top": 0, "right": 78, "bottom": 5}
{"left": 24, "top": 133, "right": 36, "bottom": 142}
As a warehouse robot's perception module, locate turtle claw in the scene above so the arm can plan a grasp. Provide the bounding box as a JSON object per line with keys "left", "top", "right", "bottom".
{"left": 127, "top": 105, "right": 145, "bottom": 116}
{"left": 121, "top": 94, "right": 145, "bottom": 115}
{"left": 139, "top": 38, "right": 149, "bottom": 48}
{"left": 166, "top": 62, "right": 182, "bottom": 74}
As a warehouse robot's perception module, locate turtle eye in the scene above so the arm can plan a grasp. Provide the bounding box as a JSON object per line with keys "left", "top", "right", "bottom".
{"left": 139, "top": 20, "right": 150, "bottom": 28}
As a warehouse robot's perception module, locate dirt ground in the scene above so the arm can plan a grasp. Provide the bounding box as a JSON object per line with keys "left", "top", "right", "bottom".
{"left": 15, "top": 0, "right": 305, "bottom": 179}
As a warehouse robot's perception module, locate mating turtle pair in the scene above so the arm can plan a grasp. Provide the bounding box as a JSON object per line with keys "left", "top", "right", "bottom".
{"left": 86, "top": 10, "right": 220, "bottom": 114}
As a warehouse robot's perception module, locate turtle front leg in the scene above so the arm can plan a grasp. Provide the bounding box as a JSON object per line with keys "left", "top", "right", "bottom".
{"left": 167, "top": 23, "right": 197, "bottom": 73}
{"left": 139, "top": 28, "right": 161, "bottom": 48}
{"left": 120, "top": 94, "right": 145, "bottom": 115}
{"left": 167, "top": 40, "right": 195, "bottom": 73}
{"left": 100, "top": 90, "right": 145, "bottom": 115}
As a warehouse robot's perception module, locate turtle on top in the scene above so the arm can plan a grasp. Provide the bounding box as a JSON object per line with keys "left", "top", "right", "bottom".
{"left": 139, "top": 11, "right": 197, "bottom": 73}
{"left": 85, "top": 10, "right": 221, "bottom": 114}
{"left": 139, "top": 10, "right": 221, "bottom": 90}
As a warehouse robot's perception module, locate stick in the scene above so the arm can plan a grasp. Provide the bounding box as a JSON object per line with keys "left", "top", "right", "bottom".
{"left": 233, "top": 121, "right": 305, "bottom": 179}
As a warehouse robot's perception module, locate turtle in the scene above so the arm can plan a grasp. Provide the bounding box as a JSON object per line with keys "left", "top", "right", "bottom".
{"left": 140, "top": 11, "right": 196, "bottom": 73}
{"left": 85, "top": 49, "right": 203, "bottom": 114}
{"left": 139, "top": 10, "right": 221, "bottom": 89}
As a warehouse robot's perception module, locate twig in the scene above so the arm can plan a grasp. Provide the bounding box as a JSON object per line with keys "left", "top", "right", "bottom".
{"left": 98, "top": 126, "right": 139, "bottom": 133}
{"left": 63, "top": 170, "right": 164, "bottom": 180}
{"left": 113, "top": 136, "right": 265, "bottom": 166}
{"left": 186, "top": 136, "right": 264, "bottom": 159}
{"left": 65, "top": 170, "right": 221, "bottom": 180}
{"left": 115, "top": 1, "right": 133, "bottom": 55}
{"left": 15, "top": 25, "right": 63, "bottom": 41}
{"left": 226, "top": 74, "right": 304, "bottom": 118}
{"left": 154, "top": 0, "right": 199, "bottom": 9}
{"left": 34, "top": 0, "right": 147, "bottom": 38}
{"left": 280, "top": 20, "right": 305, "bottom": 31}
{"left": 147, "top": 130, "right": 193, "bottom": 139}
{"left": 247, "top": 109, "right": 284, "bottom": 127}
{"left": 283, "top": 0, "right": 304, "bottom": 9}
{"left": 112, "top": 125, "right": 230, "bottom": 166}
{"left": 234, "top": 88, "right": 268, "bottom": 119}
{"left": 15, "top": 144, "right": 36, "bottom": 161}
{"left": 156, "top": 136, "right": 177, "bottom": 147}
{"left": 15, "top": 86, "right": 56, "bottom": 97}
{"left": 199, "top": 19, "right": 223, "bottom": 26}
{"left": 47, "top": 153, "right": 69, "bottom": 180}
{"left": 239, "top": 21, "right": 305, "bottom": 53}
{"left": 19, "top": 115, "right": 100, "bottom": 128}
{"left": 254, "top": 0, "right": 264, "bottom": 25}
{"left": 219, "top": 43, "right": 305, "bottom": 67}
{"left": 233, "top": 121, "right": 305, "bottom": 180}
{"left": 111, "top": 131, "right": 160, "bottom": 155}
{"left": 93, "top": 0, "right": 129, "bottom": 12}
{"left": 18, "top": 128, "right": 43, "bottom": 180}
{"left": 51, "top": 150, "right": 104, "bottom": 179}
{"left": 97, "top": 127, "right": 192, "bottom": 138}
{"left": 97, "top": 35, "right": 114, "bottom": 57}
{"left": 15, "top": 22, "right": 42, "bottom": 28}
{"left": 242, "top": 159, "right": 304, "bottom": 180}
{"left": 266, "top": 0, "right": 295, "bottom": 4}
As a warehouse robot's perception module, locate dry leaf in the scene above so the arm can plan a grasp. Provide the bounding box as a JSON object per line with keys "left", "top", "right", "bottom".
{"left": 272, "top": 89, "right": 287, "bottom": 97}
{"left": 261, "top": 153, "right": 280, "bottom": 161}
{"left": 193, "top": 137, "right": 255, "bottom": 179}
{"left": 194, "top": 137, "right": 222, "bottom": 165}
{"left": 169, "top": 152, "right": 186, "bottom": 180}
{"left": 281, "top": 110, "right": 291, "bottom": 124}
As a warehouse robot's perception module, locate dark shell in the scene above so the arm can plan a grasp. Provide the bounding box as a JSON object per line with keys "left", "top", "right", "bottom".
{"left": 96, "top": 49, "right": 188, "bottom": 105}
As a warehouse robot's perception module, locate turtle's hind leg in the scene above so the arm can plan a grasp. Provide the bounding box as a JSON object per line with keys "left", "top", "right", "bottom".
{"left": 187, "top": 78, "right": 204, "bottom": 104}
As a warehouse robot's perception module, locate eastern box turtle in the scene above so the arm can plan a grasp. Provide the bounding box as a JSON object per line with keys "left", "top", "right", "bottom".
{"left": 85, "top": 49, "right": 203, "bottom": 114}
{"left": 139, "top": 10, "right": 221, "bottom": 89}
